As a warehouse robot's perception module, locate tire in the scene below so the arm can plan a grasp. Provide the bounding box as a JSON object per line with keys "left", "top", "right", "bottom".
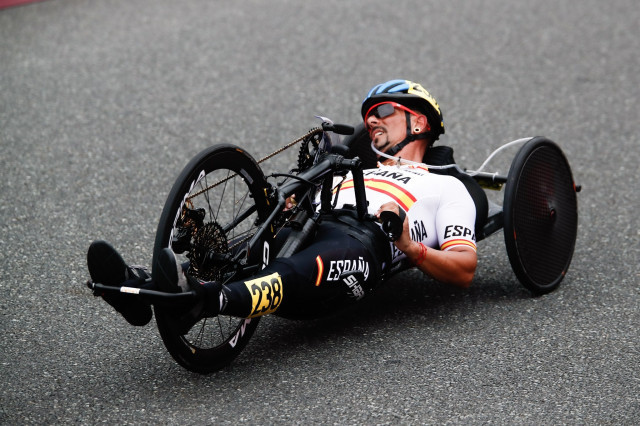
{"left": 153, "top": 144, "right": 274, "bottom": 374}
{"left": 503, "top": 138, "right": 578, "bottom": 295}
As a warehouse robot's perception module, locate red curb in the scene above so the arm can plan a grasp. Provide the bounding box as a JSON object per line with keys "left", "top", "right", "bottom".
{"left": 0, "top": 0, "right": 46, "bottom": 10}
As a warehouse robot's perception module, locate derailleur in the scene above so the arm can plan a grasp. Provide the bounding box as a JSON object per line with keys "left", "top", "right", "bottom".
{"left": 171, "top": 206, "right": 206, "bottom": 254}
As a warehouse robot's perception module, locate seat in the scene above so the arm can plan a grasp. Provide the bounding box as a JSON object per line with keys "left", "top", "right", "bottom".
{"left": 342, "top": 123, "right": 489, "bottom": 238}
{"left": 422, "top": 146, "right": 489, "bottom": 238}
{"left": 341, "top": 123, "right": 379, "bottom": 169}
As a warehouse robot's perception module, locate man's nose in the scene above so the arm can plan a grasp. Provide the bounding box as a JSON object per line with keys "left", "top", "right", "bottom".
{"left": 366, "top": 114, "right": 379, "bottom": 129}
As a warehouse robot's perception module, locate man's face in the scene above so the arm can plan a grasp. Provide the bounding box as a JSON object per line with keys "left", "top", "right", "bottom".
{"left": 364, "top": 102, "right": 420, "bottom": 153}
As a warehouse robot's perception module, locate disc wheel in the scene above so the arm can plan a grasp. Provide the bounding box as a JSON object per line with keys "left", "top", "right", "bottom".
{"left": 503, "top": 137, "right": 578, "bottom": 294}
{"left": 153, "top": 144, "right": 274, "bottom": 374}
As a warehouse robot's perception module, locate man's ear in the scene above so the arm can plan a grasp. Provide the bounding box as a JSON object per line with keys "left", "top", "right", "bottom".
{"left": 413, "top": 115, "right": 430, "bottom": 133}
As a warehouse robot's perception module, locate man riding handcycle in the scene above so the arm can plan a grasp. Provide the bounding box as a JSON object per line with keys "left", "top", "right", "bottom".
{"left": 87, "top": 79, "right": 579, "bottom": 373}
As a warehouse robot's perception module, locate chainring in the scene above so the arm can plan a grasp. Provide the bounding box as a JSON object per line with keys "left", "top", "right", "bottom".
{"left": 296, "top": 132, "right": 323, "bottom": 171}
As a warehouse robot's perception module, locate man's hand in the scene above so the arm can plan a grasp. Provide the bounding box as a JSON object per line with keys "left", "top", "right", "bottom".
{"left": 284, "top": 194, "right": 297, "bottom": 211}
{"left": 375, "top": 201, "right": 477, "bottom": 288}
{"left": 375, "top": 202, "right": 412, "bottom": 248}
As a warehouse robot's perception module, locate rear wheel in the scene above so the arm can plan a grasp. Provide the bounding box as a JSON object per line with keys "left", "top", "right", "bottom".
{"left": 153, "top": 144, "right": 275, "bottom": 373}
{"left": 503, "top": 138, "right": 578, "bottom": 294}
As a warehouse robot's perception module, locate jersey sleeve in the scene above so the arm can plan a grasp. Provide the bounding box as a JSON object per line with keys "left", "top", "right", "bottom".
{"left": 435, "top": 178, "right": 477, "bottom": 252}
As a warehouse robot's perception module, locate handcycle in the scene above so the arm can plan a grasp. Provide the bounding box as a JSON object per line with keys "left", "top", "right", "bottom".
{"left": 88, "top": 117, "right": 580, "bottom": 374}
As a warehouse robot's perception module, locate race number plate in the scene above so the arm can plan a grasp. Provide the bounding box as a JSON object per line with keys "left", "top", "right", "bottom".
{"left": 244, "top": 273, "right": 284, "bottom": 318}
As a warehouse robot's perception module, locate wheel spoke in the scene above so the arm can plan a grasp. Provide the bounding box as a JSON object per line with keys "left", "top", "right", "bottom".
{"left": 153, "top": 145, "right": 270, "bottom": 373}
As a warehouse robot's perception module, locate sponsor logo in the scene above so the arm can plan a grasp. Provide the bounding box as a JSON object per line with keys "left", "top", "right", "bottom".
{"left": 363, "top": 168, "right": 412, "bottom": 184}
{"left": 444, "top": 224, "right": 475, "bottom": 242}
{"left": 327, "top": 257, "right": 370, "bottom": 281}
{"left": 169, "top": 169, "right": 206, "bottom": 249}
{"left": 409, "top": 220, "right": 428, "bottom": 241}
{"left": 343, "top": 274, "right": 365, "bottom": 300}
{"left": 262, "top": 240, "right": 270, "bottom": 270}
{"left": 229, "top": 319, "right": 253, "bottom": 348}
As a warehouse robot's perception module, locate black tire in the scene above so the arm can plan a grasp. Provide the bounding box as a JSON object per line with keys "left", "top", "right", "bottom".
{"left": 503, "top": 137, "right": 578, "bottom": 295}
{"left": 153, "top": 144, "right": 274, "bottom": 374}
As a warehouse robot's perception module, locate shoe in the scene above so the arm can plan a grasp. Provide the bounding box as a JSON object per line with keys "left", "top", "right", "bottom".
{"left": 87, "top": 240, "right": 153, "bottom": 326}
{"left": 153, "top": 247, "right": 192, "bottom": 293}
{"left": 154, "top": 248, "right": 222, "bottom": 334}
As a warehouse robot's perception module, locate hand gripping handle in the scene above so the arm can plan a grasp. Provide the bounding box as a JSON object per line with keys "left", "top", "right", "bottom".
{"left": 379, "top": 209, "right": 406, "bottom": 241}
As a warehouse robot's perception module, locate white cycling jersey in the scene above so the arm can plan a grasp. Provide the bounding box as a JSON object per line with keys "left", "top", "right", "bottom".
{"left": 332, "top": 163, "right": 477, "bottom": 263}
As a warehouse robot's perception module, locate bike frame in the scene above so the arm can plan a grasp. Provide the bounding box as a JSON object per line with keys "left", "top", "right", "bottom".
{"left": 87, "top": 124, "right": 531, "bottom": 305}
{"left": 87, "top": 134, "right": 370, "bottom": 304}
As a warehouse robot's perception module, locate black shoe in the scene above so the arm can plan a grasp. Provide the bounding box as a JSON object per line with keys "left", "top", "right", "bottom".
{"left": 153, "top": 247, "right": 193, "bottom": 293}
{"left": 87, "top": 240, "right": 153, "bottom": 326}
{"left": 154, "top": 248, "right": 222, "bottom": 334}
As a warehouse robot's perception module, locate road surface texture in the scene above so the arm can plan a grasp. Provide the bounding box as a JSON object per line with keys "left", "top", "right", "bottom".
{"left": 1, "top": 0, "right": 638, "bottom": 423}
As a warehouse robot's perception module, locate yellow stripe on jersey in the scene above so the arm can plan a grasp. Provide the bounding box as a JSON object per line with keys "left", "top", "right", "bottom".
{"left": 441, "top": 239, "right": 477, "bottom": 252}
{"left": 338, "top": 178, "right": 417, "bottom": 212}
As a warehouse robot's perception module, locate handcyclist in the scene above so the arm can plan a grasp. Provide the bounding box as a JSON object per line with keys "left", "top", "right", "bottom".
{"left": 87, "top": 79, "right": 478, "bottom": 328}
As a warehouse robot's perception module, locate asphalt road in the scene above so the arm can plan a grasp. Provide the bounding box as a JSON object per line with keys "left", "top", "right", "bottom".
{"left": 1, "top": 0, "right": 638, "bottom": 424}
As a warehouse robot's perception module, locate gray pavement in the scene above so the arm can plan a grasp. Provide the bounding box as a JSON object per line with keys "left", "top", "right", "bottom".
{"left": 1, "top": 0, "right": 638, "bottom": 424}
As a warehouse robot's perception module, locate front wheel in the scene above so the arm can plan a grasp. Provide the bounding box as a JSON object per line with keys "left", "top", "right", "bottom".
{"left": 153, "top": 144, "right": 275, "bottom": 374}
{"left": 503, "top": 137, "right": 578, "bottom": 295}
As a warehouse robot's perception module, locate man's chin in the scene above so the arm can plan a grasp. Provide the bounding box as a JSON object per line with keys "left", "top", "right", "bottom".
{"left": 372, "top": 138, "right": 390, "bottom": 152}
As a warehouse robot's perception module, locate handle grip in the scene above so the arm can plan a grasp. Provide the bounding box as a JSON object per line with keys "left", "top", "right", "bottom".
{"left": 322, "top": 122, "right": 355, "bottom": 135}
{"left": 379, "top": 209, "right": 406, "bottom": 241}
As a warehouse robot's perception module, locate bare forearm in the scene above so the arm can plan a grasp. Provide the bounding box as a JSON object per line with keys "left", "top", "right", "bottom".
{"left": 402, "top": 241, "right": 477, "bottom": 288}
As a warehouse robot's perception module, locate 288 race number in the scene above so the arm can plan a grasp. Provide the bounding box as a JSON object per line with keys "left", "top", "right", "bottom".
{"left": 244, "top": 273, "right": 283, "bottom": 318}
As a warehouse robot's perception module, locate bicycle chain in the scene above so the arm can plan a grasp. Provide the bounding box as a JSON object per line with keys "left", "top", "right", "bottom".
{"left": 187, "top": 127, "right": 323, "bottom": 200}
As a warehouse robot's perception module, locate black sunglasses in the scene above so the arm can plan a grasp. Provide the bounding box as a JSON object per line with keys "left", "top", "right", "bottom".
{"left": 365, "top": 102, "right": 421, "bottom": 122}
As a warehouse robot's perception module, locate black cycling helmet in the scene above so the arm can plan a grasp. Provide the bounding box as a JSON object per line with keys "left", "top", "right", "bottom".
{"left": 361, "top": 79, "right": 445, "bottom": 141}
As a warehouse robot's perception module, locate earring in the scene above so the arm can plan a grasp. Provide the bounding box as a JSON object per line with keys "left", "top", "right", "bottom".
{"left": 414, "top": 128, "right": 421, "bottom": 132}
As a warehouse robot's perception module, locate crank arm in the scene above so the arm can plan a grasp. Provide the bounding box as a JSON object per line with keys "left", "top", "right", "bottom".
{"left": 87, "top": 280, "right": 198, "bottom": 307}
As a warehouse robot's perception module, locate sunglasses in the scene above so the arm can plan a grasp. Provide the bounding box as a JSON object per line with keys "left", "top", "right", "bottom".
{"left": 364, "top": 102, "right": 421, "bottom": 128}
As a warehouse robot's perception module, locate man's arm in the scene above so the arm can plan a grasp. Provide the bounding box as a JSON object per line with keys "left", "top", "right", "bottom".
{"left": 400, "top": 241, "right": 476, "bottom": 288}
{"left": 376, "top": 202, "right": 477, "bottom": 288}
